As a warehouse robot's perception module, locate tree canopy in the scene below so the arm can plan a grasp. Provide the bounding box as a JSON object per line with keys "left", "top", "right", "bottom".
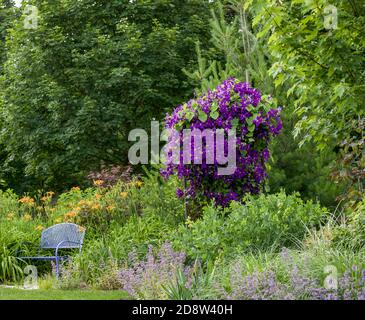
{"left": 0, "top": 0, "right": 213, "bottom": 191}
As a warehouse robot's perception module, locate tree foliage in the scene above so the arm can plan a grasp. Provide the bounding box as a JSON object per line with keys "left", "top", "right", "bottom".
{"left": 0, "top": 0, "right": 213, "bottom": 191}
{"left": 185, "top": 0, "right": 363, "bottom": 206}
{"left": 250, "top": 0, "right": 365, "bottom": 201}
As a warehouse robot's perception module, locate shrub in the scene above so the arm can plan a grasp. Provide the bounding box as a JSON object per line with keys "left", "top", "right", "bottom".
{"left": 53, "top": 170, "right": 184, "bottom": 232}
{"left": 0, "top": 189, "right": 20, "bottom": 217}
{"left": 161, "top": 78, "right": 282, "bottom": 207}
{"left": 137, "top": 169, "right": 185, "bottom": 225}
{"left": 220, "top": 263, "right": 365, "bottom": 300}
{"left": 226, "top": 192, "right": 327, "bottom": 249}
{"left": 333, "top": 197, "right": 365, "bottom": 249}
{"left": 172, "top": 192, "right": 327, "bottom": 262}
{"left": 107, "top": 214, "right": 175, "bottom": 261}
{"left": 217, "top": 247, "right": 365, "bottom": 300}
{"left": 118, "top": 243, "right": 191, "bottom": 300}
{"left": 268, "top": 111, "right": 345, "bottom": 209}
{"left": 0, "top": 173, "right": 182, "bottom": 284}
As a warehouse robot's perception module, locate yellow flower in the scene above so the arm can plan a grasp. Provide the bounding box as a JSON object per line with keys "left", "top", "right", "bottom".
{"left": 46, "top": 191, "right": 55, "bottom": 197}
{"left": 135, "top": 181, "right": 143, "bottom": 188}
{"left": 95, "top": 194, "right": 102, "bottom": 200}
{"left": 23, "top": 214, "right": 32, "bottom": 222}
{"left": 93, "top": 180, "right": 104, "bottom": 187}
{"left": 55, "top": 218, "right": 62, "bottom": 224}
{"left": 35, "top": 225, "right": 44, "bottom": 232}
{"left": 74, "top": 207, "right": 81, "bottom": 212}
{"left": 6, "top": 213, "right": 14, "bottom": 221}
{"left": 78, "top": 226, "right": 86, "bottom": 233}
{"left": 120, "top": 192, "right": 128, "bottom": 199}
{"left": 41, "top": 196, "right": 49, "bottom": 202}
{"left": 71, "top": 186, "right": 81, "bottom": 192}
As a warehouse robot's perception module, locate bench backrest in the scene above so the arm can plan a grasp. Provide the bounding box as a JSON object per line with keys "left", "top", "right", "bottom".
{"left": 40, "top": 223, "right": 86, "bottom": 249}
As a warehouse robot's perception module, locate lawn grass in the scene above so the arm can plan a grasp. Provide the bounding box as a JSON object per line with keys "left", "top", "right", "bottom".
{"left": 0, "top": 287, "right": 129, "bottom": 300}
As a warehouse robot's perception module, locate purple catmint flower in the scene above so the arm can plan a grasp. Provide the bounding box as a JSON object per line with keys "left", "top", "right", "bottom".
{"left": 220, "top": 260, "right": 365, "bottom": 301}
{"left": 119, "top": 243, "right": 192, "bottom": 300}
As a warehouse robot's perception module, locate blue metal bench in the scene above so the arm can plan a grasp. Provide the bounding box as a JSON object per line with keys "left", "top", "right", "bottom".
{"left": 20, "top": 223, "right": 86, "bottom": 278}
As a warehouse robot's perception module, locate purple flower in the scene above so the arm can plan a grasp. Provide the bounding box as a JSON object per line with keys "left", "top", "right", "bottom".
{"left": 118, "top": 243, "right": 192, "bottom": 300}
{"left": 176, "top": 188, "right": 184, "bottom": 198}
{"left": 220, "top": 262, "right": 365, "bottom": 301}
{"left": 161, "top": 78, "right": 282, "bottom": 207}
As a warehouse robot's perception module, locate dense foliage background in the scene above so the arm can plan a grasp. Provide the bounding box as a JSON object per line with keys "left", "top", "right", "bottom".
{"left": 0, "top": 0, "right": 213, "bottom": 191}
{"left": 0, "top": 0, "right": 364, "bottom": 300}
{"left": 1, "top": 0, "right": 362, "bottom": 207}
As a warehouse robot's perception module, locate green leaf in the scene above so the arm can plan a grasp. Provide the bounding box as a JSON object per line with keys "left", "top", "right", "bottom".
{"left": 186, "top": 111, "right": 194, "bottom": 122}
{"left": 263, "top": 103, "right": 271, "bottom": 113}
{"left": 198, "top": 111, "right": 208, "bottom": 122}
{"left": 274, "top": 74, "right": 284, "bottom": 88}
{"left": 243, "top": 0, "right": 253, "bottom": 10}
{"left": 231, "top": 118, "right": 239, "bottom": 128}
{"left": 334, "top": 84, "right": 346, "bottom": 99}
{"left": 210, "top": 111, "right": 219, "bottom": 120}
{"left": 211, "top": 101, "right": 219, "bottom": 112}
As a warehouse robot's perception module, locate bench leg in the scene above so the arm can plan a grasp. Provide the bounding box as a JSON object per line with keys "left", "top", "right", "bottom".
{"left": 55, "top": 257, "right": 60, "bottom": 278}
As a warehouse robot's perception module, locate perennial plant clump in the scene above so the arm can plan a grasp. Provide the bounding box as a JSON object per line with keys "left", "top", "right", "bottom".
{"left": 222, "top": 249, "right": 365, "bottom": 301}
{"left": 161, "top": 78, "right": 282, "bottom": 206}
{"left": 118, "top": 243, "right": 192, "bottom": 300}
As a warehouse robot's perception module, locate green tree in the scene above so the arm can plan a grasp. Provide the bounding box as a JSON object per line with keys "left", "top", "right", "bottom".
{"left": 184, "top": 0, "right": 346, "bottom": 207}
{"left": 251, "top": 0, "right": 365, "bottom": 202}
{"left": 0, "top": 0, "right": 18, "bottom": 71}
{"left": 0, "top": 0, "right": 214, "bottom": 191}
{"left": 184, "top": 0, "right": 274, "bottom": 94}
{"left": 267, "top": 110, "right": 345, "bottom": 208}
{"left": 0, "top": 0, "right": 21, "bottom": 190}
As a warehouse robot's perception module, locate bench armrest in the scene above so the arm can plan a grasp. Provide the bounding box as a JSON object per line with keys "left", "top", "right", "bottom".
{"left": 55, "top": 240, "right": 83, "bottom": 258}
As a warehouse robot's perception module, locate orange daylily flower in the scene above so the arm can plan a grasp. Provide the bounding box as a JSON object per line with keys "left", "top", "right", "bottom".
{"left": 18, "top": 196, "right": 35, "bottom": 205}
{"left": 91, "top": 204, "right": 101, "bottom": 211}
{"left": 93, "top": 180, "right": 104, "bottom": 187}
